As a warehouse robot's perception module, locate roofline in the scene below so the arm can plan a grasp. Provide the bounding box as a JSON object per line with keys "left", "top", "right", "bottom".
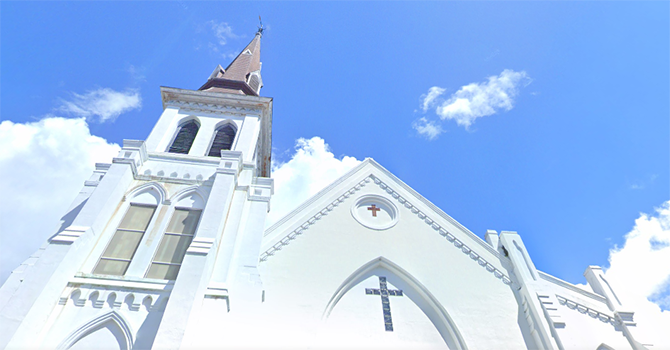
{"left": 265, "top": 158, "right": 501, "bottom": 257}
{"left": 264, "top": 158, "right": 609, "bottom": 302}
{"left": 198, "top": 78, "right": 259, "bottom": 96}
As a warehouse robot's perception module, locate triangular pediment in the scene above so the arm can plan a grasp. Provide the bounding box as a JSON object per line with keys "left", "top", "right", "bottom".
{"left": 262, "top": 158, "right": 514, "bottom": 287}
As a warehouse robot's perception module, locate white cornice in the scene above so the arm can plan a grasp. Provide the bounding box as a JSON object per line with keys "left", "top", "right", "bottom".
{"left": 165, "top": 99, "right": 261, "bottom": 117}
{"left": 160, "top": 86, "right": 271, "bottom": 112}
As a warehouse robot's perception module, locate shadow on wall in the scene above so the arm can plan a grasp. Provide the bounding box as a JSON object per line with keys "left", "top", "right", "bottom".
{"left": 49, "top": 199, "right": 89, "bottom": 241}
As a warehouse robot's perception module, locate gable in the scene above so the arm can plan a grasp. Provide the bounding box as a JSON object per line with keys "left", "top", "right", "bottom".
{"left": 262, "top": 159, "right": 511, "bottom": 286}
{"left": 260, "top": 159, "right": 531, "bottom": 348}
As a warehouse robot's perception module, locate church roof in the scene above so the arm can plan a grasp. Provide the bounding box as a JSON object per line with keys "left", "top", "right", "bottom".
{"left": 199, "top": 31, "right": 263, "bottom": 96}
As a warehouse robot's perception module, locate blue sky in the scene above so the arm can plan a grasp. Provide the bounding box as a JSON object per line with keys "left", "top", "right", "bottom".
{"left": 1, "top": 1, "right": 669, "bottom": 335}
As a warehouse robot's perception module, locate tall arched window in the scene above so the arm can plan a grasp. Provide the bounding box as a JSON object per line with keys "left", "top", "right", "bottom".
{"left": 146, "top": 208, "right": 202, "bottom": 280}
{"left": 207, "top": 124, "right": 236, "bottom": 157}
{"left": 168, "top": 120, "right": 199, "bottom": 154}
{"left": 93, "top": 204, "right": 156, "bottom": 276}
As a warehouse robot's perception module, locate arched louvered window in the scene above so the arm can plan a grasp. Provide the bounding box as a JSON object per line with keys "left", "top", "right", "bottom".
{"left": 248, "top": 74, "right": 261, "bottom": 93}
{"left": 168, "top": 120, "right": 199, "bottom": 154}
{"left": 208, "top": 124, "right": 236, "bottom": 157}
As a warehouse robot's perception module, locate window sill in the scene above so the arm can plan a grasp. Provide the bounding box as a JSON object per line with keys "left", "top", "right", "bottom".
{"left": 72, "top": 273, "right": 175, "bottom": 291}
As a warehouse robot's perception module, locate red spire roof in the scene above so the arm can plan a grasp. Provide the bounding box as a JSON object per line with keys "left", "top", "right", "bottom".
{"left": 199, "top": 32, "right": 263, "bottom": 96}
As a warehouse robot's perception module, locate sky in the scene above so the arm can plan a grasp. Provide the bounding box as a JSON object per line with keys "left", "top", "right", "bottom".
{"left": 1, "top": 1, "right": 669, "bottom": 344}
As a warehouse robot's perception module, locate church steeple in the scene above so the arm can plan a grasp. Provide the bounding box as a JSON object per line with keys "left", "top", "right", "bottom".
{"left": 199, "top": 31, "right": 263, "bottom": 96}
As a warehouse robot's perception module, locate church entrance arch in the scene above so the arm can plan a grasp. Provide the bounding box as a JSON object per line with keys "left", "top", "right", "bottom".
{"left": 322, "top": 256, "right": 468, "bottom": 350}
{"left": 57, "top": 310, "right": 133, "bottom": 350}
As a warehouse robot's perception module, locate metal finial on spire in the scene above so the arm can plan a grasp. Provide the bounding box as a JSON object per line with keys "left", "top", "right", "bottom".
{"left": 257, "top": 15, "right": 264, "bottom": 36}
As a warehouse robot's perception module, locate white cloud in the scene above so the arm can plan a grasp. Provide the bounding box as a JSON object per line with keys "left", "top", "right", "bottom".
{"left": 0, "top": 117, "right": 120, "bottom": 284}
{"left": 602, "top": 200, "right": 670, "bottom": 347}
{"left": 413, "top": 117, "right": 443, "bottom": 141}
{"left": 436, "top": 69, "right": 531, "bottom": 128}
{"left": 267, "top": 137, "right": 362, "bottom": 227}
{"left": 208, "top": 20, "right": 238, "bottom": 46}
{"left": 58, "top": 88, "right": 141, "bottom": 122}
{"left": 415, "top": 70, "right": 531, "bottom": 137}
{"left": 421, "top": 86, "right": 446, "bottom": 112}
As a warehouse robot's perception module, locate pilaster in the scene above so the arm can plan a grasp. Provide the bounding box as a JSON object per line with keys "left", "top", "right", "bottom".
{"left": 234, "top": 115, "right": 261, "bottom": 162}
{"left": 150, "top": 152, "right": 241, "bottom": 350}
{"left": 585, "top": 266, "right": 649, "bottom": 350}
{"left": 3, "top": 142, "right": 142, "bottom": 349}
{"left": 145, "top": 106, "right": 180, "bottom": 152}
{"left": 498, "top": 231, "right": 562, "bottom": 350}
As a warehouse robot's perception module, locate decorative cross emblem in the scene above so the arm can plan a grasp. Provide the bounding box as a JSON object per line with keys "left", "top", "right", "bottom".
{"left": 367, "top": 204, "right": 381, "bottom": 217}
{"left": 365, "top": 276, "right": 403, "bottom": 331}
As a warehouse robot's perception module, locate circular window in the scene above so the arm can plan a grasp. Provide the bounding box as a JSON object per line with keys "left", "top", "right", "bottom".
{"left": 351, "top": 195, "right": 399, "bottom": 230}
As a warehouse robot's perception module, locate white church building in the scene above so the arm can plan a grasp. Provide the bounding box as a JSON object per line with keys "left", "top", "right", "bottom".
{"left": 0, "top": 29, "right": 652, "bottom": 350}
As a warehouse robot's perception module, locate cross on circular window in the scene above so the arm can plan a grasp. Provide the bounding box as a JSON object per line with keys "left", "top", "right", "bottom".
{"left": 351, "top": 195, "right": 399, "bottom": 230}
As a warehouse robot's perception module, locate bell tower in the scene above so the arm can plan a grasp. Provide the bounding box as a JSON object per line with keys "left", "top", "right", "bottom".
{"left": 0, "top": 30, "right": 273, "bottom": 350}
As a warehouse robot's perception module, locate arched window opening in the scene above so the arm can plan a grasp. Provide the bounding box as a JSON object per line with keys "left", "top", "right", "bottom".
{"left": 168, "top": 120, "right": 199, "bottom": 154}
{"left": 146, "top": 209, "right": 202, "bottom": 280}
{"left": 208, "top": 124, "right": 236, "bottom": 157}
{"left": 93, "top": 204, "right": 156, "bottom": 276}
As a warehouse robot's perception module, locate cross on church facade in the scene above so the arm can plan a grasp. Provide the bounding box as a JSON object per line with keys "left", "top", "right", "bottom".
{"left": 367, "top": 204, "right": 381, "bottom": 217}
{"left": 365, "top": 276, "right": 403, "bottom": 331}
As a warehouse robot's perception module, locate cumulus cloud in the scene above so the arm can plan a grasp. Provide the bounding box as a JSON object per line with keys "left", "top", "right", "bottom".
{"left": 436, "top": 69, "right": 531, "bottom": 128}
{"left": 267, "top": 137, "right": 362, "bottom": 227}
{"left": 0, "top": 117, "right": 120, "bottom": 284}
{"left": 415, "top": 69, "right": 531, "bottom": 138}
{"left": 601, "top": 201, "right": 670, "bottom": 347}
{"left": 208, "top": 20, "right": 238, "bottom": 46}
{"left": 58, "top": 88, "right": 141, "bottom": 122}
{"left": 413, "top": 117, "right": 443, "bottom": 141}
{"left": 421, "top": 87, "right": 446, "bottom": 112}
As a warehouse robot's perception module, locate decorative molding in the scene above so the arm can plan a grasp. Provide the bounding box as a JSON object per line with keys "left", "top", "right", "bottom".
{"left": 556, "top": 295, "right": 616, "bottom": 325}
{"left": 537, "top": 293, "right": 565, "bottom": 328}
{"left": 165, "top": 99, "right": 261, "bottom": 117}
{"left": 259, "top": 173, "right": 513, "bottom": 287}
{"left": 84, "top": 164, "right": 110, "bottom": 187}
{"left": 57, "top": 310, "right": 134, "bottom": 350}
{"left": 259, "top": 177, "right": 369, "bottom": 263}
{"left": 58, "top": 283, "right": 169, "bottom": 312}
{"left": 112, "top": 157, "right": 138, "bottom": 175}
{"left": 136, "top": 172, "right": 212, "bottom": 186}
{"left": 367, "top": 175, "right": 513, "bottom": 286}
{"left": 125, "top": 182, "right": 170, "bottom": 205}
{"left": 350, "top": 194, "right": 398, "bottom": 230}
{"left": 539, "top": 271, "right": 608, "bottom": 304}
{"left": 186, "top": 237, "right": 215, "bottom": 255}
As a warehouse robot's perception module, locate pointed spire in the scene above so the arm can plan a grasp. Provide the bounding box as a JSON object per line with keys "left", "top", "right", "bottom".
{"left": 199, "top": 31, "right": 263, "bottom": 96}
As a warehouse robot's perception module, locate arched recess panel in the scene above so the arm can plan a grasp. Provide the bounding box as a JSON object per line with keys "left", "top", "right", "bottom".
{"left": 168, "top": 120, "right": 199, "bottom": 154}
{"left": 208, "top": 124, "right": 236, "bottom": 157}
{"left": 323, "top": 257, "right": 468, "bottom": 350}
{"left": 126, "top": 182, "right": 167, "bottom": 206}
{"left": 59, "top": 311, "right": 133, "bottom": 350}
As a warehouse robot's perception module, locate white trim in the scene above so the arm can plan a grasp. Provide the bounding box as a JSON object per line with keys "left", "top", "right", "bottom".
{"left": 205, "top": 120, "right": 239, "bottom": 158}
{"left": 57, "top": 310, "right": 134, "bottom": 350}
{"left": 165, "top": 116, "right": 201, "bottom": 153}
{"left": 322, "top": 256, "right": 468, "bottom": 350}
{"left": 350, "top": 194, "right": 399, "bottom": 230}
